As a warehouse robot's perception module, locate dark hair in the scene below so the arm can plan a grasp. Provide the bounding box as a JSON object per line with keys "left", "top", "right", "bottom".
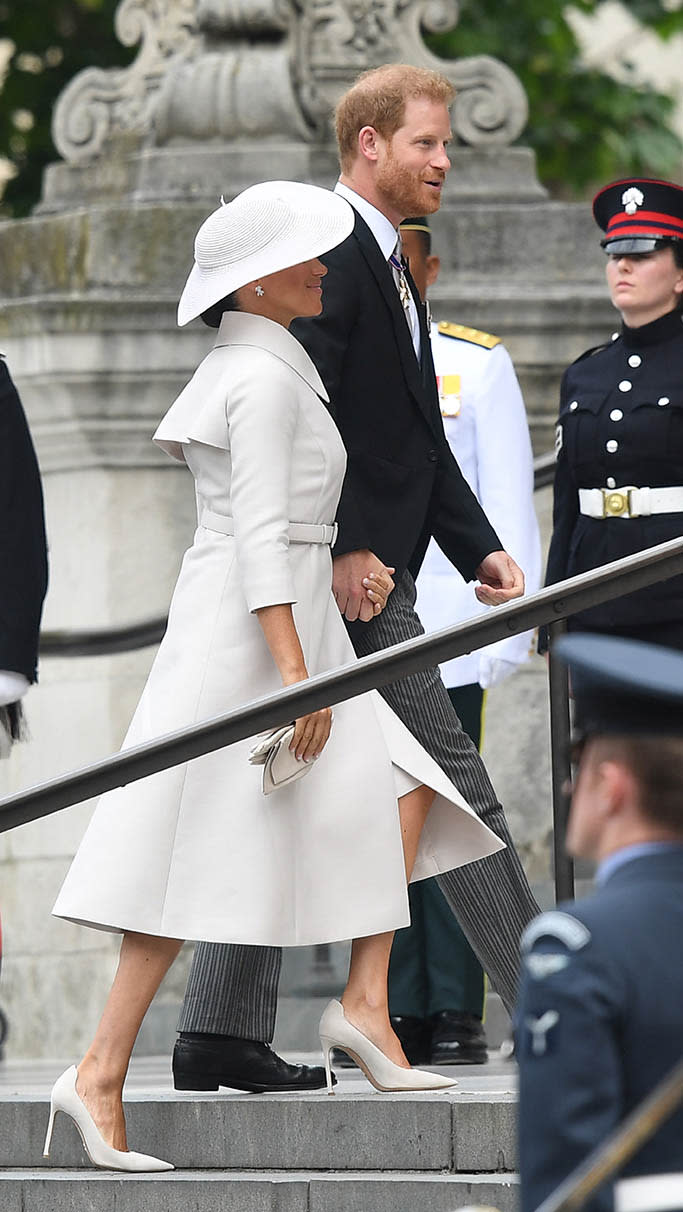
{"left": 591, "top": 734, "right": 683, "bottom": 834}
{"left": 200, "top": 292, "right": 240, "bottom": 329}
{"left": 669, "top": 241, "right": 683, "bottom": 310}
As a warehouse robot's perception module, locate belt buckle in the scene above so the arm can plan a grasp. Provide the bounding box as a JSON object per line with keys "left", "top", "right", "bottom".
{"left": 602, "top": 488, "right": 629, "bottom": 517}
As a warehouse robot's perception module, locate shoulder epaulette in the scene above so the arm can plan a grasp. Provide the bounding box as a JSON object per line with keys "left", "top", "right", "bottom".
{"left": 437, "top": 321, "right": 501, "bottom": 349}
{"left": 571, "top": 340, "right": 613, "bottom": 366}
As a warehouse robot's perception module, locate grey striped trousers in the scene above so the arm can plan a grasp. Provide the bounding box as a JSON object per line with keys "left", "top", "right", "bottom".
{"left": 179, "top": 572, "right": 540, "bottom": 1040}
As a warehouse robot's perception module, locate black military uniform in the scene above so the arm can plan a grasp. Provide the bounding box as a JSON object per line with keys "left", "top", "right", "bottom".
{"left": 0, "top": 357, "right": 48, "bottom": 743}
{"left": 516, "top": 634, "right": 683, "bottom": 1212}
{"left": 546, "top": 178, "right": 683, "bottom": 645}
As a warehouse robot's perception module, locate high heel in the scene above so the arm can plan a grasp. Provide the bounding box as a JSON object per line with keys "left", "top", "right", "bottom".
{"left": 43, "top": 1066, "right": 174, "bottom": 1172}
{"left": 319, "top": 1000, "right": 457, "bottom": 1094}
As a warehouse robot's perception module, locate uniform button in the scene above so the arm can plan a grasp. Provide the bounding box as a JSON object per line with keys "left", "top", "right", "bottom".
{"left": 569, "top": 401, "right": 578, "bottom": 411}
{"left": 658, "top": 396, "right": 670, "bottom": 407}
{"left": 628, "top": 354, "right": 642, "bottom": 368}
{"left": 609, "top": 409, "right": 623, "bottom": 421}
{"left": 427, "top": 449, "right": 438, "bottom": 462}
{"left": 618, "top": 380, "right": 632, "bottom": 392}
{"left": 611, "top": 332, "right": 619, "bottom": 341}
{"left": 606, "top": 440, "right": 618, "bottom": 453}
{"left": 606, "top": 477, "right": 616, "bottom": 488}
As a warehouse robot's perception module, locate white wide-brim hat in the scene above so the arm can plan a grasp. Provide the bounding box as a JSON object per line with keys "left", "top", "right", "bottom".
{"left": 177, "top": 181, "right": 355, "bottom": 326}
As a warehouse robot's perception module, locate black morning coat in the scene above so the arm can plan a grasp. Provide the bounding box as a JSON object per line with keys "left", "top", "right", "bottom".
{"left": 291, "top": 212, "right": 501, "bottom": 583}
{"left": 546, "top": 307, "right": 683, "bottom": 632}
{"left": 0, "top": 358, "right": 48, "bottom": 682}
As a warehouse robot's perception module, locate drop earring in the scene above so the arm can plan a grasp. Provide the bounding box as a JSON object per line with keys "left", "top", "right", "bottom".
{"left": 255, "top": 285, "right": 265, "bottom": 297}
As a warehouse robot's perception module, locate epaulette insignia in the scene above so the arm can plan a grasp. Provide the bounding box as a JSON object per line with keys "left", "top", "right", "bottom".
{"left": 521, "top": 911, "right": 591, "bottom": 953}
{"left": 438, "top": 321, "right": 501, "bottom": 349}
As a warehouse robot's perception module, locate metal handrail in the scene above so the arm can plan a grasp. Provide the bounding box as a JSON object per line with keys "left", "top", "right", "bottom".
{"left": 37, "top": 450, "right": 559, "bottom": 659}
{"left": 3, "top": 534, "right": 683, "bottom": 835}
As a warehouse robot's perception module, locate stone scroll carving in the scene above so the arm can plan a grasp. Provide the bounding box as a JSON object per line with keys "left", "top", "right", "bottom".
{"left": 52, "top": 0, "right": 528, "bottom": 162}
{"left": 52, "top": 0, "right": 199, "bottom": 161}
{"left": 295, "top": 0, "right": 528, "bottom": 145}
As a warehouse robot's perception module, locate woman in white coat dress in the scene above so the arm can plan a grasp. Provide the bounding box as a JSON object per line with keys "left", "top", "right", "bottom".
{"left": 45, "top": 183, "right": 503, "bottom": 1172}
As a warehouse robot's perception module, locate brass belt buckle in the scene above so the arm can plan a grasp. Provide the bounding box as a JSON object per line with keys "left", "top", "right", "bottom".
{"left": 602, "top": 489, "right": 629, "bottom": 517}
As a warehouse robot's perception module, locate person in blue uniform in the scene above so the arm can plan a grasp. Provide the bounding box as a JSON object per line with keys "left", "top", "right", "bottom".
{"left": 545, "top": 178, "right": 683, "bottom": 647}
{"left": 516, "top": 632, "right": 683, "bottom": 1212}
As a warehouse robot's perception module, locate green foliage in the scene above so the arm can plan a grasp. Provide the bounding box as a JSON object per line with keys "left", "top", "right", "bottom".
{"left": 428, "top": 0, "right": 683, "bottom": 196}
{"left": 0, "top": 0, "right": 132, "bottom": 216}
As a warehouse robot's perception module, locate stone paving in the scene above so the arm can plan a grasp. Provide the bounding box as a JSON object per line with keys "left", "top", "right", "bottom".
{"left": 0, "top": 1052, "right": 519, "bottom": 1211}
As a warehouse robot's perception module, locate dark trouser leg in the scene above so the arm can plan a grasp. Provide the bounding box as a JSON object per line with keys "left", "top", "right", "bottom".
{"left": 387, "top": 882, "right": 428, "bottom": 1018}
{"left": 389, "top": 684, "right": 486, "bottom": 1021}
{"left": 178, "top": 943, "right": 282, "bottom": 1041}
{"left": 350, "top": 572, "right": 539, "bottom": 1014}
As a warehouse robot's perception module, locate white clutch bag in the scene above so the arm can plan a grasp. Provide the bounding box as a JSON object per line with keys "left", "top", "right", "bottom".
{"left": 248, "top": 724, "right": 312, "bottom": 796}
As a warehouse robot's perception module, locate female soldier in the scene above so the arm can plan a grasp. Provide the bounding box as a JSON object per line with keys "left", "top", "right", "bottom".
{"left": 546, "top": 178, "right": 683, "bottom": 647}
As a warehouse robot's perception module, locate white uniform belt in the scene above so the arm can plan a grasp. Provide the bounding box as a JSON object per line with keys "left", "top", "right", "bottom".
{"left": 579, "top": 486, "right": 683, "bottom": 519}
{"left": 201, "top": 508, "right": 338, "bottom": 546}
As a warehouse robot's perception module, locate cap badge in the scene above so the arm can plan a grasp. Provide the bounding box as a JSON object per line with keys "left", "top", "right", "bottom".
{"left": 622, "top": 187, "right": 644, "bottom": 215}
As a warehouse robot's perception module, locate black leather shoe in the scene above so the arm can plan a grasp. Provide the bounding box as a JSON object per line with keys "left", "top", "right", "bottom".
{"left": 173, "top": 1032, "right": 335, "bottom": 1092}
{"left": 389, "top": 1015, "right": 431, "bottom": 1065}
{"left": 430, "top": 1011, "right": 488, "bottom": 1065}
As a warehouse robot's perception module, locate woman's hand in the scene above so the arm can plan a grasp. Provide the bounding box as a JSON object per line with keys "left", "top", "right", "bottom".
{"left": 290, "top": 706, "right": 333, "bottom": 762}
{"left": 362, "top": 566, "right": 395, "bottom": 615}
{"left": 332, "top": 550, "right": 395, "bottom": 622}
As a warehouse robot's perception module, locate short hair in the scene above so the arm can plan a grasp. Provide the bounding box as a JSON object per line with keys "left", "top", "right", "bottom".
{"left": 200, "top": 292, "right": 240, "bottom": 329}
{"left": 335, "top": 64, "right": 454, "bottom": 174}
{"left": 590, "top": 734, "right": 683, "bottom": 834}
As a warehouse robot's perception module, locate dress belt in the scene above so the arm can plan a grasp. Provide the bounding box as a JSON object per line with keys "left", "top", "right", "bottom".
{"left": 579, "top": 486, "right": 683, "bottom": 519}
{"left": 201, "top": 508, "right": 338, "bottom": 546}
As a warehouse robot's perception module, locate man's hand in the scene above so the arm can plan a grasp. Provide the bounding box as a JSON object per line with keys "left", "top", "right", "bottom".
{"left": 333, "top": 550, "right": 395, "bottom": 622}
{"left": 474, "top": 550, "right": 525, "bottom": 606}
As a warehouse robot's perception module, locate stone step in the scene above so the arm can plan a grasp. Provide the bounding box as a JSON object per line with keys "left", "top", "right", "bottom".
{"left": 0, "top": 1169, "right": 519, "bottom": 1212}
{"left": 0, "top": 1056, "right": 518, "bottom": 1175}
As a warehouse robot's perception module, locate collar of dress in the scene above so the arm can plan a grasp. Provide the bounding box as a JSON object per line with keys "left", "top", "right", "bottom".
{"left": 214, "top": 311, "right": 329, "bottom": 403}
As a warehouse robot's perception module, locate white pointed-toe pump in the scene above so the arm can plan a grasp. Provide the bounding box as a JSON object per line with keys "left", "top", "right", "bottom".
{"left": 319, "top": 999, "right": 457, "bottom": 1094}
{"left": 43, "top": 1066, "right": 174, "bottom": 1172}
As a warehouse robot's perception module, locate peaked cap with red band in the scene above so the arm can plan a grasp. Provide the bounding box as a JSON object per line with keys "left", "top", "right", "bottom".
{"left": 593, "top": 177, "right": 683, "bottom": 254}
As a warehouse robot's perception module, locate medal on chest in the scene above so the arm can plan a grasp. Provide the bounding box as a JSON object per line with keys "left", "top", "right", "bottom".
{"left": 437, "top": 374, "right": 462, "bottom": 417}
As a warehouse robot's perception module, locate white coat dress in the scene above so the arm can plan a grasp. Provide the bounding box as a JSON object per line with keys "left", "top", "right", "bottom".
{"left": 53, "top": 312, "right": 503, "bottom": 948}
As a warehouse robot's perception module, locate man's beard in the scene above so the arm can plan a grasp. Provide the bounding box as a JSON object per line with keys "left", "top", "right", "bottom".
{"left": 376, "top": 149, "right": 442, "bottom": 220}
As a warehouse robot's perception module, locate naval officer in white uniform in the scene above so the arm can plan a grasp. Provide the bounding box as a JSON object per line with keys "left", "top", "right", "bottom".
{"left": 386, "top": 218, "right": 542, "bottom": 1065}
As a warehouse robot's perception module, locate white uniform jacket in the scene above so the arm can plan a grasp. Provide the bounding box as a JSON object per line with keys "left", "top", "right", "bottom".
{"left": 417, "top": 322, "right": 542, "bottom": 689}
